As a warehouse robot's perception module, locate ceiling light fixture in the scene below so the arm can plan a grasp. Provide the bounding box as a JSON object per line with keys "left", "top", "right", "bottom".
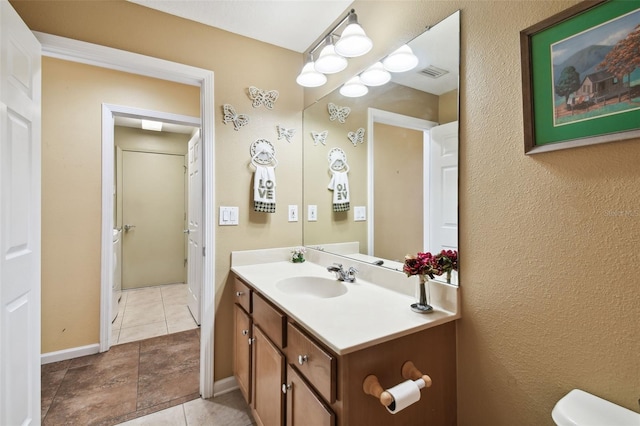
{"left": 383, "top": 44, "right": 419, "bottom": 73}
{"left": 314, "top": 35, "right": 348, "bottom": 74}
{"left": 296, "top": 54, "right": 328, "bottom": 87}
{"left": 296, "top": 9, "right": 372, "bottom": 86}
{"left": 359, "top": 61, "right": 391, "bottom": 86}
{"left": 339, "top": 76, "right": 368, "bottom": 98}
{"left": 335, "top": 11, "right": 372, "bottom": 58}
{"left": 141, "top": 119, "right": 163, "bottom": 131}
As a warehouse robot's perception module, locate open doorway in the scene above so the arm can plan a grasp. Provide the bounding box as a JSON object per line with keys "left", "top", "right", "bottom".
{"left": 111, "top": 113, "right": 201, "bottom": 345}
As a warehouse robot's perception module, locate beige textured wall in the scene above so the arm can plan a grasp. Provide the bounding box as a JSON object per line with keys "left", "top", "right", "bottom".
{"left": 439, "top": 89, "right": 458, "bottom": 124}
{"left": 13, "top": 0, "right": 303, "bottom": 381}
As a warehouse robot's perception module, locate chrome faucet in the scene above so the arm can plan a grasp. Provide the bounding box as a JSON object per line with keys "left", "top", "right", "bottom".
{"left": 327, "top": 263, "right": 358, "bottom": 282}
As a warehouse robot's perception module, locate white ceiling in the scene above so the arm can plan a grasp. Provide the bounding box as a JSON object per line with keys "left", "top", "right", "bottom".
{"left": 128, "top": 0, "right": 353, "bottom": 53}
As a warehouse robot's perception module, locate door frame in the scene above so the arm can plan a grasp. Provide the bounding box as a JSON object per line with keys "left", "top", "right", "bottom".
{"left": 36, "top": 32, "right": 216, "bottom": 398}
{"left": 367, "top": 108, "right": 437, "bottom": 256}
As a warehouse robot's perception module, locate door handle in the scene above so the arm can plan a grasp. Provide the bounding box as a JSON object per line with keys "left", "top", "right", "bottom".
{"left": 183, "top": 229, "right": 191, "bottom": 234}
{"left": 124, "top": 224, "right": 136, "bottom": 232}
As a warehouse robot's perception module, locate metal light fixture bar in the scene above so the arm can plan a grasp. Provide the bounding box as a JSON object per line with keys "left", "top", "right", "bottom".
{"left": 308, "top": 9, "right": 357, "bottom": 57}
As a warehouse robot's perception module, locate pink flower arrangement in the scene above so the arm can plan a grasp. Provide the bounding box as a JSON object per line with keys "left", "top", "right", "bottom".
{"left": 404, "top": 250, "right": 458, "bottom": 279}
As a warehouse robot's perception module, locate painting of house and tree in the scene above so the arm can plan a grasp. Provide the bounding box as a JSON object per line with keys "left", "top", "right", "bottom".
{"left": 552, "top": 8, "right": 640, "bottom": 126}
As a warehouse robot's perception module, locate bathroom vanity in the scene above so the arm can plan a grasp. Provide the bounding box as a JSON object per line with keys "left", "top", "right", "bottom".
{"left": 231, "top": 248, "right": 460, "bottom": 426}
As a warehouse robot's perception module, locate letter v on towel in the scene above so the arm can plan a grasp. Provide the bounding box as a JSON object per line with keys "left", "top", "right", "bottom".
{"left": 328, "top": 171, "right": 350, "bottom": 212}
{"left": 254, "top": 165, "right": 276, "bottom": 213}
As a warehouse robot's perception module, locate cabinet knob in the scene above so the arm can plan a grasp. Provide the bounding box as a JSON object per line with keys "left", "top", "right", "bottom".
{"left": 281, "top": 383, "right": 291, "bottom": 394}
{"left": 241, "top": 329, "right": 249, "bottom": 336}
{"left": 298, "top": 354, "right": 309, "bottom": 365}
{"left": 248, "top": 337, "right": 255, "bottom": 345}
{"left": 236, "top": 291, "right": 244, "bottom": 297}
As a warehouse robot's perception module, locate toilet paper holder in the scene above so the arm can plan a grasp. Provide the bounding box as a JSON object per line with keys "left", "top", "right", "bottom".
{"left": 362, "top": 361, "right": 432, "bottom": 408}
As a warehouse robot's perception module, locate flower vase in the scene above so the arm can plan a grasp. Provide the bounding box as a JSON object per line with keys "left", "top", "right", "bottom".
{"left": 411, "top": 275, "right": 433, "bottom": 314}
{"left": 446, "top": 270, "right": 451, "bottom": 284}
{"left": 292, "top": 256, "right": 305, "bottom": 263}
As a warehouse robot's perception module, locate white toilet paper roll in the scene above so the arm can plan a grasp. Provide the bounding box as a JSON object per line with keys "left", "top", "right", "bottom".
{"left": 385, "top": 379, "right": 422, "bottom": 414}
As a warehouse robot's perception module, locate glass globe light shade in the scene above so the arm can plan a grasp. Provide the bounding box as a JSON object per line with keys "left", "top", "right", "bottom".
{"left": 339, "top": 76, "right": 369, "bottom": 97}
{"left": 296, "top": 61, "right": 327, "bottom": 87}
{"left": 314, "top": 37, "right": 348, "bottom": 74}
{"left": 383, "top": 44, "right": 419, "bottom": 73}
{"left": 360, "top": 62, "right": 391, "bottom": 86}
{"left": 335, "top": 17, "right": 372, "bottom": 58}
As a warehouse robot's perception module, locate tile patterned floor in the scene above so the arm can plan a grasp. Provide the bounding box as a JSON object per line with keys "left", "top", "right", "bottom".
{"left": 116, "top": 390, "right": 255, "bottom": 426}
{"left": 112, "top": 283, "right": 199, "bottom": 344}
{"left": 42, "top": 329, "right": 201, "bottom": 425}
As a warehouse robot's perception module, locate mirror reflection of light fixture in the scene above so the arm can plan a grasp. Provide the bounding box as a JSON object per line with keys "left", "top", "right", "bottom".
{"left": 296, "top": 54, "right": 328, "bottom": 87}
{"left": 383, "top": 44, "right": 419, "bottom": 72}
{"left": 141, "top": 119, "right": 163, "bottom": 131}
{"left": 339, "top": 76, "right": 368, "bottom": 97}
{"left": 360, "top": 62, "right": 391, "bottom": 86}
{"left": 335, "top": 12, "right": 372, "bottom": 58}
{"left": 314, "top": 35, "right": 348, "bottom": 74}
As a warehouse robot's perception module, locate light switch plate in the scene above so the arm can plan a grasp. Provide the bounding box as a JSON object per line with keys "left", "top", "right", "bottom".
{"left": 219, "top": 206, "right": 239, "bottom": 225}
{"left": 288, "top": 205, "right": 298, "bottom": 222}
{"left": 308, "top": 205, "right": 317, "bottom": 222}
{"left": 354, "top": 206, "right": 366, "bottom": 221}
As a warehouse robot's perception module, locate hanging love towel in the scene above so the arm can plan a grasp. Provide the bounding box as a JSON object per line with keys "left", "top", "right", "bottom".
{"left": 328, "top": 171, "right": 350, "bottom": 212}
{"left": 254, "top": 165, "right": 276, "bottom": 213}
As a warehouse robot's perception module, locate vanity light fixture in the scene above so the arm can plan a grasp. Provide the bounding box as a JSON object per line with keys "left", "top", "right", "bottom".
{"left": 141, "top": 119, "right": 163, "bottom": 131}
{"left": 339, "top": 76, "right": 368, "bottom": 98}
{"left": 314, "top": 35, "right": 348, "bottom": 74}
{"left": 334, "top": 11, "right": 372, "bottom": 57}
{"left": 296, "top": 9, "right": 372, "bottom": 86}
{"left": 296, "top": 54, "right": 328, "bottom": 87}
{"left": 359, "top": 61, "right": 391, "bottom": 86}
{"left": 382, "top": 44, "right": 419, "bottom": 73}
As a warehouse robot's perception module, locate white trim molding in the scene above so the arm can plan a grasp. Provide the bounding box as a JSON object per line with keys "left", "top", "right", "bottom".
{"left": 41, "top": 344, "right": 100, "bottom": 365}
{"left": 36, "top": 32, "right": 216, "bottom": 399}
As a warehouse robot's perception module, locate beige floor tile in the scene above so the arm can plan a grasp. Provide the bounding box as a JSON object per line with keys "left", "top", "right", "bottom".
{"left": 118, "top": 321, "right": 167, "bottom": 344}
{"left": 167, "top": 318, "right": 198, "bottom": 334}
{"left": 116, "top": 404, "right": 187, "bottom": 426}
{"left": 125, "top": 287, "right": 163, "bottom": 307}
{"left": 122, "top": 304, "right": 166, "bottom": 328}
{"left": 183, "top": 391, "right": 254, "bottom": 426}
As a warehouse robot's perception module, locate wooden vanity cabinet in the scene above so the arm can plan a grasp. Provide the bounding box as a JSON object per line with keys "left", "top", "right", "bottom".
{"left": 233, "top": 304, "right": 252, "bottom": 403}
{"left": 232, "top": 276, "right": 457, "bottom": 426}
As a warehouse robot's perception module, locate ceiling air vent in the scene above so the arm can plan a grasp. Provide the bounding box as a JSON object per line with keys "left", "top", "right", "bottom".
{"left": 419, "top": 65, "right": 449, "bottom": 79}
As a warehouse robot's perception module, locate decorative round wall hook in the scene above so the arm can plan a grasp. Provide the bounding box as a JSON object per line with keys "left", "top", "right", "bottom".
{"left": 250, "top": 139, "right": 277, "bottom": 166}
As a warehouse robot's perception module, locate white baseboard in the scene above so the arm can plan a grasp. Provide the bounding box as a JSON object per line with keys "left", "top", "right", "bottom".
{"left": 213, "top": 376, "right": 238, "bottom": 397}
{"left": 41, "top": 343, "right": 100, "bottom": 365}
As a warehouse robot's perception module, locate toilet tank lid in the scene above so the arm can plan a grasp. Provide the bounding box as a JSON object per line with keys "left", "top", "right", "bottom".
{"left": 552, "top": 389, "right": 640, "bottom": 426}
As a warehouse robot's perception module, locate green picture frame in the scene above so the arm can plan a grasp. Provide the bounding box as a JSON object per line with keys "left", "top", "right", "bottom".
{"left": 521, "top": 0, "right": 640, "bottom": 154}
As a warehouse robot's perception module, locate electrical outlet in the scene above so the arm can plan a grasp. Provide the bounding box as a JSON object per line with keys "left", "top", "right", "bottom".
{"left": 288, "top": 205, "right": 298, "bottom": 222}
{"left": 308, "top": 205, "right": 317, "bottom": 222}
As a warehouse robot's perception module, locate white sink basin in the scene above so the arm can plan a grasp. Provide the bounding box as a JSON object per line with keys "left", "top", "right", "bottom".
{"left": 276, "top": 276, "right": 348, "bottom": 299}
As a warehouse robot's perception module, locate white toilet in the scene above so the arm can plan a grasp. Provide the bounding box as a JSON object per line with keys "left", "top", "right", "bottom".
{"left": 552, "top": 389, "right": 640, "bottom": 426}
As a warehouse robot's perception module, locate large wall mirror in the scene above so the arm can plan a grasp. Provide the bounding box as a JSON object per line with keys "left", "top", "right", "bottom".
{"left": 303, "top": 11, "right": 460, "bottom": 285}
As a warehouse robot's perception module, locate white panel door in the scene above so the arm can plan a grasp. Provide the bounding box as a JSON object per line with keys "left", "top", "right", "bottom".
{"left": 0, "top": 1, "right": 42, "bottom": 424}
{"left": 429, "top": 121, "right": 458, "bottom": 253}
{"left": 186, "top": 131, "right": 202, "bottom": 325}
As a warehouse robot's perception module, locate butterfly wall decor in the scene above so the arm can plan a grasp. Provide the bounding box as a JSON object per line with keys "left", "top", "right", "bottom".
{"left": 327, "top": 102, "right": 351, "bottom": 124}
{"left": 311, "top": 130, "right": 328, "bottom": 146}
{"left": 222, "top": 104, "right": 249, "bottom": 131}
{"left": 277, "top": 125, "right": 295, "bottom": 143}
{"left": 248, "top": 86, "right": 279, "bottom": 109}
{"left": 348, "top": 127, "right": 365, "bottom": 146}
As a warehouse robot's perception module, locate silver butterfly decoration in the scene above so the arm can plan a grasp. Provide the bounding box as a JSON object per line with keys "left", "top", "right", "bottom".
{"left": 277, "top": 125, "right": 295, "bottom": 143}
{"left": 248, "top": 86, "right": 279, "bottom": 109}
{"left": 222, "top": 104, "right": 249, "bottom": 131}
{"left": 327, "top": 102, "right": 351, "bottom": 123}
{"left": 348, "top": 128, "right": 365, "bottom": 146}
{"left": 311, "top": 130, "right": 328, "bottom": 146}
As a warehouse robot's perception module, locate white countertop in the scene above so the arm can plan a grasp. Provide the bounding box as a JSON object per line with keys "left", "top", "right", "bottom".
{"left": 231, "top": 249, "right": 460, "bottom": 355}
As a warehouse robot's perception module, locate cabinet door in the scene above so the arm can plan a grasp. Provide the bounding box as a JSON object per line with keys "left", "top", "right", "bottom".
{"left": 252, "top": 325, "right": 285, "bottom": 426}
{"left": 285, "top": 365, "right": 335, "bottom": 426}
{"left": 233, "top": 304, "right": 252, "bottom": 403}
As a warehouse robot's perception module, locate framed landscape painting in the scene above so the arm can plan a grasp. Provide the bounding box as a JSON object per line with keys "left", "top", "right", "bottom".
{"left": 521, "top": 0, "right": 640, "bottom": 154}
